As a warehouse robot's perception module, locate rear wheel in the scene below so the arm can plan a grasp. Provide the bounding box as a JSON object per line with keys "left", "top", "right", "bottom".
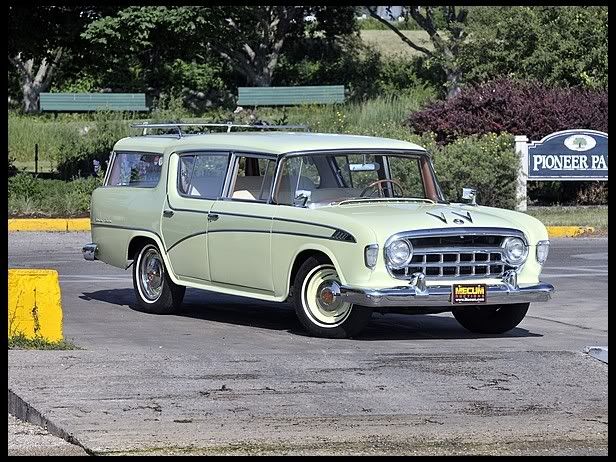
{"left": 293, "top": 256, "right": 373, "bottom": 338}
{"left": 452, "top": 303, "right": 530, "bottom": 334}
{"left": 132, "top": 243, "right": 185, "bottom": 314}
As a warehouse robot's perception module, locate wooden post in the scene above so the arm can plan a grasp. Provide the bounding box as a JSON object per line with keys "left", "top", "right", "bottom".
{"left": 34, "top": 143, "right": 39, "bottom": 174}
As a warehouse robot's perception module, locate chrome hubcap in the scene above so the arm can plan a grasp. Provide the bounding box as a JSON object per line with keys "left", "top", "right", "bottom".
{"left": 302, "top": 265, "right": 352, "bottom": 327}
{"left": 139, "top": 248, "right": 164, "bottom": 301}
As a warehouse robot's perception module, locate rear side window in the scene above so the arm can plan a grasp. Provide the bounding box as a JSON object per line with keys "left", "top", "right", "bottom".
{"left": 106, "top": 152, "right": 163, "bottom": 187}
{"left": 177, "top": 153, "right": 230, "bottom": 199}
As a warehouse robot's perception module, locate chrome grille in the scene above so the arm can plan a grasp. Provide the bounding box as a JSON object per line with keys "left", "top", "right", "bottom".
{"left": 386, "top": 228, "right": 524, "bottom": 280}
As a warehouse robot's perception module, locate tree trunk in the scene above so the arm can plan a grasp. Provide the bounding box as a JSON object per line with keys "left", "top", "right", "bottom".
{"left": 22, "top": 79, "right": 40, "bottom": 113}
{"left": 10, "top": 49, "right": 63, "bottom": 113}
{"left": 445, "top": 67, "right": 462, "bottom": 99}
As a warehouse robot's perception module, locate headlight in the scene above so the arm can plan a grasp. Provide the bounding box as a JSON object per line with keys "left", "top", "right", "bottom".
{"left": 502, "top": 237, "right": 528, "bottom": 265}
{"left": 386, "top": 239, "right": 412, "bottom": 268}
{"left": 364, "top": 244, "right": 379, "bottom": 268}
{"left": 536, "top": 240, "right": 550, "bottom": 265}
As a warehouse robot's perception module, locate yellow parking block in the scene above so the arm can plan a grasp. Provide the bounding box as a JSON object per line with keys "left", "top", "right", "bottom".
{"left": 546, "top": 226, "right": 595, "bottom": 238}
{"left": 8, "top": 218, "right": 91, "bottom": 232}
{"left": 8, "top": 269, "right": 63, "bottom": 342}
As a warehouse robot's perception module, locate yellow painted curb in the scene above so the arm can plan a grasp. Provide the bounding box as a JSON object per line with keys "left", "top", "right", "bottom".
{"left": 8, "top": 218, "right": 91, "bottom": 232}
{"left": 66, "top": 218, "right": 92, "bottom": 232}
{"left": 547, "top": 226, "right": 595, "bottom": 238}
{"left": 8, "top": 269, "right": 63, "bottom": 342}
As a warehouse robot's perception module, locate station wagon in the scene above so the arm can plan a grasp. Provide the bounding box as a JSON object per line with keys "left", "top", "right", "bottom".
{"left": 83, "top": 123, "right": 554, "bottom": 338}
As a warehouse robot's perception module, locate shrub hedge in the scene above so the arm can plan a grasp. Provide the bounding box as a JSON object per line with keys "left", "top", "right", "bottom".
{"left": 8, "top": 173, "right": 102, "bottom": 217}
{"left": 431, "top": 133, "right": 518, "bottom": 209}
{"left": 408, "top": 78, "right": 608, "bottom": 144}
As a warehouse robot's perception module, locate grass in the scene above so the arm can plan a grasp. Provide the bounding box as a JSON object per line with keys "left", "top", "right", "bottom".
{"left": 360, "top": 29, "right": 432, "bottom": 57}
{"left": 9, "top": 175, "right": 102, "bottom": 218}
{"left": 12, "top": 161, "right": 56, "bottom": 173}
{"left": 8, "top": 115, "right": 84, "bottom": 163}
{"left": 525, "top": 205, "right": 608, "bottom": 230}
{"left": 8, "top": 333, "right": 80, "bottom": 350}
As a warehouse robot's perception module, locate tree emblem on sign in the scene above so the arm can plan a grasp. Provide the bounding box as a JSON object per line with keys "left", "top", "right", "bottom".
{"left": 573, "top": 137, "right": 587, "bottom": 149}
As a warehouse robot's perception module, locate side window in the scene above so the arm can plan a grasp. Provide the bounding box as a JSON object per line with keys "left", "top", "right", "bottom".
{"left": 230, "top": 155, "right": 275, "bottom": 201}
{"left": 177, "top": 153, "right": 229, "bottom": 199}
{"left": 106, "top": 152, "right": 163, "bottom": 187}
{"left": 275, "top": 156, "right": 321, "bottom": 205}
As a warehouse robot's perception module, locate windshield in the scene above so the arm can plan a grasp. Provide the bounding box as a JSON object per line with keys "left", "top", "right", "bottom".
{"left": 273, "top": 152, "right": 445, "bottom": 207}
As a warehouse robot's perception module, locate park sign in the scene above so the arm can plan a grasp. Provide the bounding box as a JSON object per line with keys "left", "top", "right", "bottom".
{"left": 514, "top": 129, "right": 608, "bottom": 211}
{"left": 527, "top": 129, "right": 608, "bottom": 180}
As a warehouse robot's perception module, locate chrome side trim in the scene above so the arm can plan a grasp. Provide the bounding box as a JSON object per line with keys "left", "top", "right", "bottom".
{"left": 82, "top": 243, "right": 98, "bottom": 261}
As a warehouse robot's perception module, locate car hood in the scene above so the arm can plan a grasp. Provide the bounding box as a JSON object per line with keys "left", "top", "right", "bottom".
{"left": 317, "top": 200, "right": 547, "bottom": 244}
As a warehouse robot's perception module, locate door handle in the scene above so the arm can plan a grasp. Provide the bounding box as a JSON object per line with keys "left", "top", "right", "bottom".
{"left": 163, "top": 209, "right": 174, "bottom": 218}
{"left": 207, "top": 213, "right": 219, "bottom": 222}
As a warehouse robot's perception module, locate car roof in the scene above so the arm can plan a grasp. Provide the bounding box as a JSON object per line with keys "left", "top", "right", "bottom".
{"left": 112, "top": 132, "right": 427, "bottom": 156}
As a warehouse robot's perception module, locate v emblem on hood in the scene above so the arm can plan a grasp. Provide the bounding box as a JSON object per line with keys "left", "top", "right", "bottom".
{"left": 426, "top": 210, "right": 474, "bottom": 224}
{"left": 451, "top": 211, "right": 473, "bottom": 223}
{"left": 426, "top": 211, "right": 448, "bottom": 224}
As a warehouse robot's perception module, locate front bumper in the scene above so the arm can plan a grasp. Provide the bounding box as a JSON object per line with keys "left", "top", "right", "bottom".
{"left": 336, "top": 271, "right": 554, "bottom": 308}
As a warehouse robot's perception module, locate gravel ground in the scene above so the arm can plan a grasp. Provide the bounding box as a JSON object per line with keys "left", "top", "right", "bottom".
{"left": 7, "top": 414, "right": 88, "bottom": 456}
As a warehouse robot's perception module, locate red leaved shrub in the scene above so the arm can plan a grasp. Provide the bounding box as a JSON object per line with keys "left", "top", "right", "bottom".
{"left": 408, "top": 78, "right": 608, "bottom": 144}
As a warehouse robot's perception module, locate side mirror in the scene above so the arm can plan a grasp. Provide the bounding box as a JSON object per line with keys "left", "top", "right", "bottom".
{"left": 461, "top": 187, "right": 477, "bottom": 205}
{"left": 294, "top": 189, "right": 312, "bottom": 207}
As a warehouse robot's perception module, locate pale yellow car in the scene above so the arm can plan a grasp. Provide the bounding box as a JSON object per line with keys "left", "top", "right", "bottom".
{"left": 83, "top": 123, "right": 554, "bottom": 338}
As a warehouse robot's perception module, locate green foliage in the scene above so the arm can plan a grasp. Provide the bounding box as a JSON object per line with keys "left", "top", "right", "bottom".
{"left": 55, "top": 110, "right": 132, "bottom": 179}
{"left": 431, "top": 133, "right": 518, "bottom": 209}
{"left": 460, "top": 6, "right": 608, "bottom": 90}
{"left": 9, "top": 175, "right": 102, "bottom": 217}
{"left": 8, "top": 114, "right": 81, "bottom": 164}
{"left": 276, "top": 36, "right": 438, "bottom": 102}
{"left": 8, "top": 333, "right": 79, "bottom": 350}
{"left": 8, "top": 155, "right": 19, "bottom": 176}
{"left": 525, "top": 205, "right": 607, "bottom": 229}
{"left": 8, "top": 173, "right": 43, "bottom": 200}
{"left": 53, "top": 71, "right": 100, "bottom": 93}
{"left": 275, "top": 37, "right": 385, "bottom": 102}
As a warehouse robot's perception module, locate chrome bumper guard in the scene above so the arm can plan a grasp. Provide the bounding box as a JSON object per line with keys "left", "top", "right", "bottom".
{"left": 336, "top": 271, "right": 554, "bottom": 308}
{"left": 82, "top": 243, "right": 98, "bottom": 261}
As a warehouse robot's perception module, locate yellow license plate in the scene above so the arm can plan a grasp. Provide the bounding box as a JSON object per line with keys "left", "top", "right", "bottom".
{"left": 452, "top": 283, "right": 487, "bottom": 304}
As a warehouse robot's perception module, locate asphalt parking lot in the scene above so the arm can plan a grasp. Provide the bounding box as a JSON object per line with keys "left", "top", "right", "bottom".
{"left": 8, "top": 232, "right": 608, "bottom": 455}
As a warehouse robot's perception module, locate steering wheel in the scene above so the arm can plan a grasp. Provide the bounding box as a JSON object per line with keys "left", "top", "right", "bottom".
{"left": 359, "top": 179, "right": 404, "bottom": 198}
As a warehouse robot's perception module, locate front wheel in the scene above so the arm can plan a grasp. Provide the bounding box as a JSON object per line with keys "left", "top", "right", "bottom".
{"left": 452, "top": 303, "right": 530, "bottom": 334}
{"left": 293, "top": 256, "right": 373, "bottom": 338}
{"left": 132, "top": 243, "right": 185, "bottom": 314}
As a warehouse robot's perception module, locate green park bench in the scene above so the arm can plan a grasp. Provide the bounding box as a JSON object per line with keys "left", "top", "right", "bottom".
{"left": 39, "top": 92, "right": 150, "bottom": 112}
{"left": 237, "top": 85, "right": 345, "bottom": 106}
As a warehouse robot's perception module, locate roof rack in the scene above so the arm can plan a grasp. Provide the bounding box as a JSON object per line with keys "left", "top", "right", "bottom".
{"left": 130, "top": 122, "right": 310, "bottom": 138}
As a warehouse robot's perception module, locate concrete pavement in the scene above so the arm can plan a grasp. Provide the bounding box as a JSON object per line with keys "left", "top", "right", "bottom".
{"left": 8, "top": 233, "right": 608, "bottom": 455}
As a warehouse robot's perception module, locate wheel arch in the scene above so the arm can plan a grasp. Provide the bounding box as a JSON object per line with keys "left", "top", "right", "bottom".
{"left": 126, "top": 232, "right": 182, "bottom": 284}
{"left": 285, "top": 246, "right": 346, "bottom": 300}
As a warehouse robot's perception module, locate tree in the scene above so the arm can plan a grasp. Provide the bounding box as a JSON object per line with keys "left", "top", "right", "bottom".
{"left": 366, "top": 6, "right": 468, "bottom": 98}
{"left": 7, "top": 6, "right": 115, "bottom": 113}
{"left": 458, "top": 6, "right": 608, "bottom": 90}
{"left": 208, "top": 6, "right": 357, "bottom": 86}
{"left": 82, "top": 6, "right": 358, "bottom": 92}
